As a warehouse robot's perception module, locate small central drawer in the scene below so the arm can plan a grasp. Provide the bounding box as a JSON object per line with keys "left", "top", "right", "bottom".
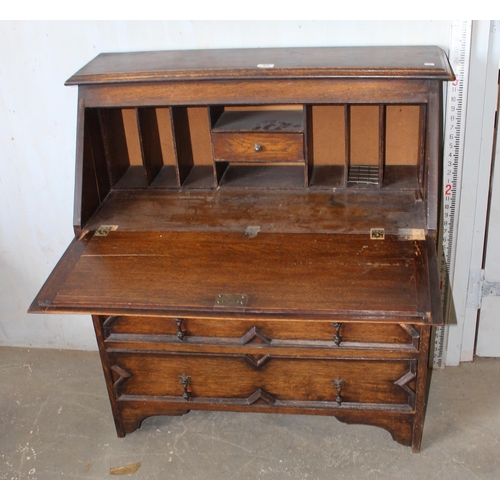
{"left": 212, "top": 132, "right": 304, "bottom": 163}
{"left": 211, "top": 109, "right": 304, "bottom": 163}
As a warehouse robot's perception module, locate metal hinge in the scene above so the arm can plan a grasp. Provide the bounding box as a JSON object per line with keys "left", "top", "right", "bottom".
{"left": 483, "top": 281, "right": 500, "bottom": 298}
{"left": 466, "top": 270, "right": 500, "bottom": 309}
{"left": 370, "top": 228, "right": 385, "bottom": 240}
{"left": 94, "top": 225, "right": 118, "bottom": 237}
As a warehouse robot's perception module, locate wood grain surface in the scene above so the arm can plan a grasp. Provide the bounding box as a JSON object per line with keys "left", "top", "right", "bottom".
{"left": 32, "top": 231, "right": 439, "bottom": 324}
{"left": 66, "top": 46, "right": 454, "bottom": 85}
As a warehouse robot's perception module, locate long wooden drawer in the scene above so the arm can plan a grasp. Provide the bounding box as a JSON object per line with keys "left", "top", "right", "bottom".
{"left": 109, "top": 352, "right": 417, "bottom": 410}
{"left": 212, "top": 132, "right": 304, "bottom": 162}
{"left": 103, "top": 316, "right": 421, "bottom": 349}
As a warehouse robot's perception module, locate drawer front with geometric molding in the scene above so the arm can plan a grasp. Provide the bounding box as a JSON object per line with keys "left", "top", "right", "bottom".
{"left": 109, "top": 352, "right": 418, "bottom": 410}
{"left": 103, "top": 316, "right": 421, "bottom": 350}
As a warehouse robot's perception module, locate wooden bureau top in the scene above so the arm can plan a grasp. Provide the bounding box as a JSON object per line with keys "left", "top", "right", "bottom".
{"left": 66, "top": 46, "right": 454, "bottom": 86}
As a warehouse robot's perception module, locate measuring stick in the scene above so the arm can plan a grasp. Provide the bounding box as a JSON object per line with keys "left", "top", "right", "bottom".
{"left": 433, "top": 20, "right": 472, "bottom": 368}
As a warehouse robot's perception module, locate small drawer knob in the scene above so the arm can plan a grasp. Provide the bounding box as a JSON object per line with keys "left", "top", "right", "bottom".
{"left": 254, "top": 143, "right": 263, "bottom": 152}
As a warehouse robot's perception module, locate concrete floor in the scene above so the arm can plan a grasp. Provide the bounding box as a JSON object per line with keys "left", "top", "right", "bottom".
{"left": 0, "top": 346, "right": 499, "bottom": 480}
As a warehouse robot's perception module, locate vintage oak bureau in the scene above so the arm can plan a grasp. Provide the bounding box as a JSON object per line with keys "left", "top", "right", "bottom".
{"left": 29, "top": 46, "right": 454, "bottom": 452}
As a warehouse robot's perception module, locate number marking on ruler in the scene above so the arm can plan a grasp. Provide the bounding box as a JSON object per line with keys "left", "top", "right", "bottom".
{"left": 433, "top": 21, "right": 472, "bottom": 368}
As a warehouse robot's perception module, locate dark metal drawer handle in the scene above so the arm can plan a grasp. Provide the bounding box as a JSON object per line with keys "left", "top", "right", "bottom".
{"left": 178, "top": 374, "right": 191, "bottom": 401}
{"left": 254, "top": 143, "right": 262, "bottom": 152}
{"left": 332, "top": 376, "right": 346, "bottom": 405}
{"left": 331, "top": 322, "right": 343, "bottom": 346}
{"left": 174, "top": 318, "right": 186, "bottom": 341}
